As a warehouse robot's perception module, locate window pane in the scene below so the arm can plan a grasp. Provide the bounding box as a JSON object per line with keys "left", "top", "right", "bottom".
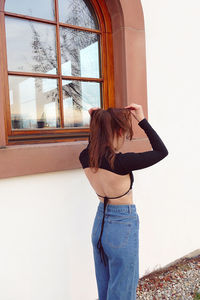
{"left": 9, "top": 76, "right": 60, "bottom": 129}
{"left": 5, "top": 0, "right": 55, "bottom": 21}
{"left": 5, "top": 16, "right": 57, "bottom": 74}
{"left": 58, "top": 0, "right": 99, "bottom": 29}
{"left": 62, "top": 80, "right": 101, "bottom": 127}
{"left": 60, "top": 27, "right": 100, "bottom": 78}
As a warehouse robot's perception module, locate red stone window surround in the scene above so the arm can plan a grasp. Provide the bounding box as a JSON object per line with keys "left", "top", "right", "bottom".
{"left": 0, "top": 0, "right": 150, "bottom": 179}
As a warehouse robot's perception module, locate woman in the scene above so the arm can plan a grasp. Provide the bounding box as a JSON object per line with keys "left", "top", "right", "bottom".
{"left": 79, "top": 103, "right": 168, "bottom": 300}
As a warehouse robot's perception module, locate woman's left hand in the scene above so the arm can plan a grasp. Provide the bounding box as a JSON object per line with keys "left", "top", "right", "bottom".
{"left": 88, "top": 107, "right": 100, "bottom": 116}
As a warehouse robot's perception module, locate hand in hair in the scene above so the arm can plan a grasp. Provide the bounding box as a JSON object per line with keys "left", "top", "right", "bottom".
{"left": 88, "top": 107, "right": 100, "bottom": 116}
{"left": 124, "top": 102, "right": 145, "bottom": 122}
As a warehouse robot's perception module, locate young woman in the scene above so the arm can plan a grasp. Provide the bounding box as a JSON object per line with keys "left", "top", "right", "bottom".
{"left": 79, "top": 103, "right": 168, "bottom": 300}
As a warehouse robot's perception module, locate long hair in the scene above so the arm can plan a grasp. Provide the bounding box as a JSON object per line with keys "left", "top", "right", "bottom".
{"left": 88, "top": 107, "right": 134, "bottom": 172}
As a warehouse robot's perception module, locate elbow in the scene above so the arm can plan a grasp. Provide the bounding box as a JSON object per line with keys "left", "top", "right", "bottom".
{"left": 157, "top": 147, "right": 169, "bottom": 160}
{"left": 162, "top": 148, "right": 169, "bottom": 158}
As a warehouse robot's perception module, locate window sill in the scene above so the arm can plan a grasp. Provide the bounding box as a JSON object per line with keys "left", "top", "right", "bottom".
{"left": 0, "top": 136, "right": 151, "bottom": 179}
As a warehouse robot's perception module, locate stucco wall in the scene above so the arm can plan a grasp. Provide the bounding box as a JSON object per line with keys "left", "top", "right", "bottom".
{"left": 0, "top": 169, "right": 97, "bottom": 299}
{"left": 140, "top": 0, "right": 200, "bottom": 269}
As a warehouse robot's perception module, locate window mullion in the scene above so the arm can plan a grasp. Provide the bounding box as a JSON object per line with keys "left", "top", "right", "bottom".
{"left": 55, "top": 0, "right": 64, "bottom": 128}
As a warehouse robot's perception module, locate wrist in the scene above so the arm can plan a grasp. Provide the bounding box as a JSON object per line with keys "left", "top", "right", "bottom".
{"left": 137, "top": 116, "right": 145, "bottom": 123}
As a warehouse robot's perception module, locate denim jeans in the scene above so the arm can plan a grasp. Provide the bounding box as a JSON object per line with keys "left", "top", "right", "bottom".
{"left": 91, "top": 201, "right": 139, "bottom": 300}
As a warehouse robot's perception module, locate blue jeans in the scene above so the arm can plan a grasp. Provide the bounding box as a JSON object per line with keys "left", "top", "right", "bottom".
{"left": 91, "top": 202, "right": 139, "bottom": 300}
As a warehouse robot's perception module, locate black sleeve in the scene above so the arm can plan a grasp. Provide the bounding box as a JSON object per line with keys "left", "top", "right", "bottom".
{"left": 117, "top": 118, "right": 169, "bottom": 172}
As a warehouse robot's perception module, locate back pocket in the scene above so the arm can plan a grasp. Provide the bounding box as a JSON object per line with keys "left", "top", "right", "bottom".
{"left": 104, "top": 218, "right": 133, "bottom": 249}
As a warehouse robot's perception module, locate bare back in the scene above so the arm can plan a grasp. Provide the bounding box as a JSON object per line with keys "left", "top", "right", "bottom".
{"left": 83, "top": 168, "right": 134, "bottom": 205}
{"left": 80, "top": 117, "right": 169, "bottom": 206}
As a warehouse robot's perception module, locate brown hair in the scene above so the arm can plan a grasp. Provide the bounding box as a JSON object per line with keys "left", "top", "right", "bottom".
{"left": 88, "top": 107, "right": 134, "bottom": 172}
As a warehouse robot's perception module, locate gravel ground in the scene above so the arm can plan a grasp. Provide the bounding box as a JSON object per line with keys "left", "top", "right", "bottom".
{"left": 136, "top": 255, "right": 200, "bottom": 299}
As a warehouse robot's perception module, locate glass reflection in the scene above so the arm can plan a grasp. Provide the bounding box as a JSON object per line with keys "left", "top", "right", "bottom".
{"left": 62, "top": 80, "right": 101, "bottom": 127}
{"left": 5, "top": 16, "right": 57, "bottom": 74}
{"left": 58, "top": 0, "right": 99, "bottom": 29}
{"left": 60, "top": 27, "right": 100, "bottom": 78}
{"left": 9, "top": 76, "right": 60, "bottom": 129}
{"left": 5, "top": 0, "right": 55, "bottom": 21}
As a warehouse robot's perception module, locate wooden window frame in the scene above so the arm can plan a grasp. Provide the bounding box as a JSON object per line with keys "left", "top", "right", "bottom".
{"left": 0, "top": 0, "right": 149, "bottom": 179}
{"left": 0, "top": 0, "right": 115, "bottom": 145}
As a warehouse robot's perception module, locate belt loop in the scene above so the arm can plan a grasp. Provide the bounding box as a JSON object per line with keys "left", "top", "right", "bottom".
{"left": 128, "top": 205, "right": 131, "bottom": 214}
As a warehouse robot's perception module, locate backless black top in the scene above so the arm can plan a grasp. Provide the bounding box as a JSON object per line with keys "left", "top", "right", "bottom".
{"left": 79, "top": 118, "right": 168, "bottom": 266}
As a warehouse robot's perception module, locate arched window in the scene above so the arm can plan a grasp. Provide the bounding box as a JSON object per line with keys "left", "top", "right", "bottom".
{"left": 1, "top": 0, "right": 114, "bottom": 145}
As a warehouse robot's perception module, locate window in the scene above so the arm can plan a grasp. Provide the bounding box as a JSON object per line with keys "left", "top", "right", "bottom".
{"left": 1, "top": 0, "right": 114, "bottom": 145}
{"left": 0, "top": 0, "right": 148, "bottom": 179}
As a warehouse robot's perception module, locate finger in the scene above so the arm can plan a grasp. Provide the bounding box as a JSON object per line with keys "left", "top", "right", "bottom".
{"left": 125, "top": 106, "right": 136, "bottom": 110}
{"left": 88, "top": 107, "right": 100, "bottom": 115}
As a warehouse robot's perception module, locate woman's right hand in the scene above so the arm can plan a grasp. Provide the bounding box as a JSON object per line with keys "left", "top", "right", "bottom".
{"left": 124, "top": 103, "right": 145, "bottom": 122}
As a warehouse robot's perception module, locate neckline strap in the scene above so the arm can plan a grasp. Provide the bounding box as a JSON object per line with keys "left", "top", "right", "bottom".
{"left": 104, "top": 196, "right": 109, "bottom": 211}
{"left": 96, "top": 196, "right": 108, "bottom": 267}
{"left": 97, "top": 239, "right": 107, "bottom": 266}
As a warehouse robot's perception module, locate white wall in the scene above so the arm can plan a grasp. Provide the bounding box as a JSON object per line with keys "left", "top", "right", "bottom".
{"left": 139, "top": 0, "right": 200, "bottom": 273}
{"left": 0, "top": 170, "right": 99, "bottom": 300}
{"left": 0, "top": 1, "right": 200, "bottom": 299}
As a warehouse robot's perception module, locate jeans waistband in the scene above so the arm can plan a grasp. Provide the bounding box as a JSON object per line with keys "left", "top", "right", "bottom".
{"left": 97, "top": 201, "right": 137, "bottom": 215}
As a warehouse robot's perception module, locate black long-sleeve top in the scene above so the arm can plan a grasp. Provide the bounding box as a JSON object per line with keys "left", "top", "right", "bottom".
{"left": 79, "top": 117, "right": 168, "bottom": 180}
{"left": 79, "top": 117, "right": 168, "bottom": 266}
